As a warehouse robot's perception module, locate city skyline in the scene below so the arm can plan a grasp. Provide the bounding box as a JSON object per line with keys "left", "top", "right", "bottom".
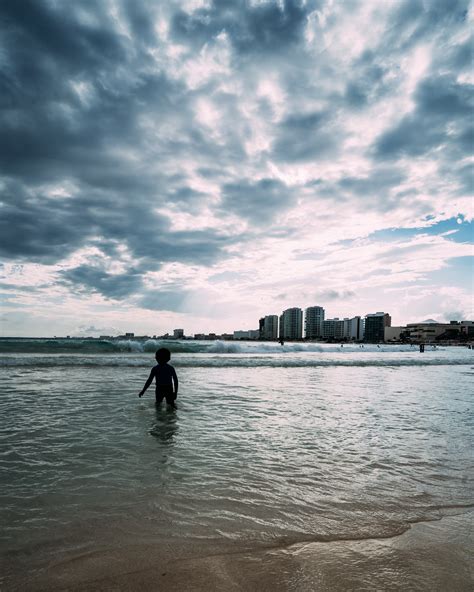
{"left": 1, "top": 1, "right": 472, "bottom": 338}
{"left": 6, "top": 303, "right": 471, "bottom": 340}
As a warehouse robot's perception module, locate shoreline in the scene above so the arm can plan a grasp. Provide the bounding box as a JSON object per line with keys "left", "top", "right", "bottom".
{"left": 4, "top": 510, "right": 473, "bottom": 591}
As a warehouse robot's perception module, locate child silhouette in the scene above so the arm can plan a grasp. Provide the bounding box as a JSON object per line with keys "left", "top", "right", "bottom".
{"left": 138, "top": 348, "right": 178, "bottom": 408}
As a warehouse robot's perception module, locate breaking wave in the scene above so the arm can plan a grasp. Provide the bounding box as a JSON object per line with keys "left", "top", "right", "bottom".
{"left": 0, "top": 338, "right": 453, "bottom": 355}
{"left": 1, "top": 338, "right": 471, "bottom": 368}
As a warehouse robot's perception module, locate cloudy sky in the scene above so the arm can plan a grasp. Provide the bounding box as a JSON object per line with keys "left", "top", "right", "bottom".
{"left": 1, "top": 0, "right": 472, "bottom": 337}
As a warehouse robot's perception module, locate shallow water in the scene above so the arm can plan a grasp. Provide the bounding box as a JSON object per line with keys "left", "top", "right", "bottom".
{"left": 1, "top": 342, "right": 473, "bottom": 588}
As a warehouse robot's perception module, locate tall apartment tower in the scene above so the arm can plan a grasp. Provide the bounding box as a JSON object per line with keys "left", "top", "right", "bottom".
{"left": 261, "top": 315, "right": 278, "bottom": 340}
{"left": 279, "top": 308, "right": 303, "bottom": 340}
{"left": 364, "top": 312, "right": 391, "bottom": 342}
{"left": 322, "top": 318, "right": 345, "bottom": 340}
{"left": 259, "top": 317, "right": 265, "bottom": 339}
{"left": 347, "top": 316, "right": 364, "bottom": 341}
{"left": 305, "top": 306, "right": 325, "bottom": 339}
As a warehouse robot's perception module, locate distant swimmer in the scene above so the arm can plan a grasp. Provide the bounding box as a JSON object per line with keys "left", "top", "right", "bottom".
{"left": 139, "top": 348, "right": 179, "bottom": 408}
{"left": 279, "top": 337, "right": 285, "bottom": 346}
{"left": 419, "top": 344, "right": 425, "bottom": 353}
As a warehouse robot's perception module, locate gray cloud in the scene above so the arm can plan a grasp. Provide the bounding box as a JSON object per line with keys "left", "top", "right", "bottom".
{"left": 0, "top": 180, "right": 89, "bottom": 263}
{"left": 304, "top": 167, "right": 411, "bottom": 215}
{"left": 272, "top": 111, "right": 338, "bottom": 162}
{"left": 75, "top": 325, "right": 121, "bottom": 336}
{"left": 0, "top": 0, "right": 258, "bottom": 287}
{"left": 370, "top": 0, "right": 472, "bottom": 171}
{"left": 384, "top": 0, "right": 470, "bottom": 52}
{"left": 315, "top": 290, "right": 356, "bottom": 301}
{"left": 171, "top": 0, "right": 312, "bottom": 55}
{"left": 275, "top": 289, "right": 355, "bottom": 303}
{"left": 452, "top": 162, "right": 473, "bottom": 196}
{"left": 139, "top": 289, "right": 191, "bottom": 312}
{"left": 220, "top": 179, "right": 294, "bottom": 223}
{"left": 0, "top": 177, "right": 237, "bottom": 270}
{"left": 374, "top": 74, "right": 473, "bottom": 160}
{"left": 59, "top": 265, "right": 144, "bottom": 299}
{"left": 443, "top": 311, "right": 465, "bottom": 322}
{"left": 338, "top": 168, "right": 406, "bottom": 196}
{"left": 344, "top": 52, "right": 390, "bottom": 109}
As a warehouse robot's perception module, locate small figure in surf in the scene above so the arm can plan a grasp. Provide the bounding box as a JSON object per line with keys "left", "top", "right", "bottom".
{"left": 279, "top": 337, "right": 285, "bottom": 346}
{"left": 138, "top": 348, "right": 179, "bottom": 408}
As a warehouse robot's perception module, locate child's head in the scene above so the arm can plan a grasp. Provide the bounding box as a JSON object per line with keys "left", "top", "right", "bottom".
{"left": 155, "top": 348, "right": 171, "bottom": 364}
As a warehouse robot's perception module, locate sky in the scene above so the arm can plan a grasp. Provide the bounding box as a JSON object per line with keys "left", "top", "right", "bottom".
{"left": 0, "top": 0, "right": 473, "bottom": 337}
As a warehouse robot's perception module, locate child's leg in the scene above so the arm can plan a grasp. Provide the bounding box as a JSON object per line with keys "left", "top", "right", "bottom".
{"left": 155, "top": 390, "right": 165, "bottom": 406}
{"left": 164, "top": 386, "right": 176, "bottom": 408}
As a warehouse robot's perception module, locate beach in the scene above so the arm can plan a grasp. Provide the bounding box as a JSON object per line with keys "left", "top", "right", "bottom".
{"left": 4, "top": 511, "right": 473, "bottom": 591}
{"left": 1, "top": 340, "right": 473, "bottom": 590}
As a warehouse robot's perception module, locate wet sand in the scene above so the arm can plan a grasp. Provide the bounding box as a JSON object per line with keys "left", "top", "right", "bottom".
{"left": 3, "top": 511, "right": 473, "bottom": 591}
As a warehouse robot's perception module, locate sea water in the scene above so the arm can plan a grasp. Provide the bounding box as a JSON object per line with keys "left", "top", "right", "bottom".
{"left": 1, "top": 340, "right": 473, "bottom": 589}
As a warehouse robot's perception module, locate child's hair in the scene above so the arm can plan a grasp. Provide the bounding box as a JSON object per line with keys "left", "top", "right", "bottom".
{"left": 155, "top": 348, "right": 171, "bottom": 364}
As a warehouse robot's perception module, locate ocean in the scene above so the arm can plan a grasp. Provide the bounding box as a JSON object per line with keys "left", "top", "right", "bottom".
{"left": 1, "top": 339, "right": 473, "bottom": 591}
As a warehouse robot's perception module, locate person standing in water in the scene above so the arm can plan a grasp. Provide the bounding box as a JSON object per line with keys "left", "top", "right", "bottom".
{"left": 138, "top": 348, "right": 178, "bottom": 408}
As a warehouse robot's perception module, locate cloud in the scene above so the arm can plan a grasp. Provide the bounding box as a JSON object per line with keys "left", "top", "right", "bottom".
{"left": 74, "top": 325, "right": 121, "bottom": 336}
{"left": 139, "top": 289, "right": 191, "bottom": 312}
{"left": 220, "top": 178, "right": 294, "bottom": 223}
{"left": 384, "top": 0, "right": 470, "bottom": 51}
{"left": 0, "top": 176, "right": 238, "bottom": 270}
{"left": 443, "top": 311, "right": 464, "bottom": 322}
{"left": 314, "top": 290, "right": 356, "bottom": 301}
{"left": 343, "top": 52, "right": 390, "bottom": 109}
{"left": 59, "top": 265, "right": 144, "bottom": 299}
{"left": 272, "top": 111, "right": 338, "bottom": 162}
{"left": 338, "top": 168, "right": 406, "bottom": 197}
{"left": 0, "top": 180, "right": 89, "bottom": 263}
{"left": 171, "top": 0, "right": 311, "bottom": 55}
{"left": 1, "top": 0, "right": 472, "bottom": 335}
{"left": 374, "top": 74, "right": 473, "bottom": 159}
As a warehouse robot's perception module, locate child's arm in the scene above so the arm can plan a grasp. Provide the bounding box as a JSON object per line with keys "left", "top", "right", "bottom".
{"left": 138, "top": 368, "right": 154, "bottom": 397}
{"left": 172, "top": 368, "right": 178, "bottom": 396}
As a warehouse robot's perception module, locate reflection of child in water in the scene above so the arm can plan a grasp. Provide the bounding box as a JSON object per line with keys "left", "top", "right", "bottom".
{"left": 138, "top": 348, "right": 179, "bottom": 408}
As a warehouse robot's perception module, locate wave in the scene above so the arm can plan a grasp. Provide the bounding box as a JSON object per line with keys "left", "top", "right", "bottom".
{"left": 0, "top": 338, "right": 205, "bottom": 354}
{"left": 0, "top": 338, "right": 452, "bottom": 355}
{"left": 1, "top": 355, "right": 471, "bottom": 369}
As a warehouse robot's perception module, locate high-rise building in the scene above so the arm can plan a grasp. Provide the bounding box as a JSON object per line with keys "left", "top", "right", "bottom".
{"left": 173, "top": 329, "right": 184, "bottom": 339}
{"left": 322, "top": 318, "right": 345, "bottom": 340}
{"left": 346, "top": 316, "right": 364, "bottom": 341}
{"left": 260, "top": 315, "right": 278, "bottom": 340}
{"left": 305, "top": 306, "right": 325, "bottom": 339}
{"left": 279, "top": 308, "right": 303, "bottom": 340}
{"left": 364, "top": 312, "right": 391, "bottom": 342}
{"left": 259, "top": 317, "right": 265, "bottom": 339}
